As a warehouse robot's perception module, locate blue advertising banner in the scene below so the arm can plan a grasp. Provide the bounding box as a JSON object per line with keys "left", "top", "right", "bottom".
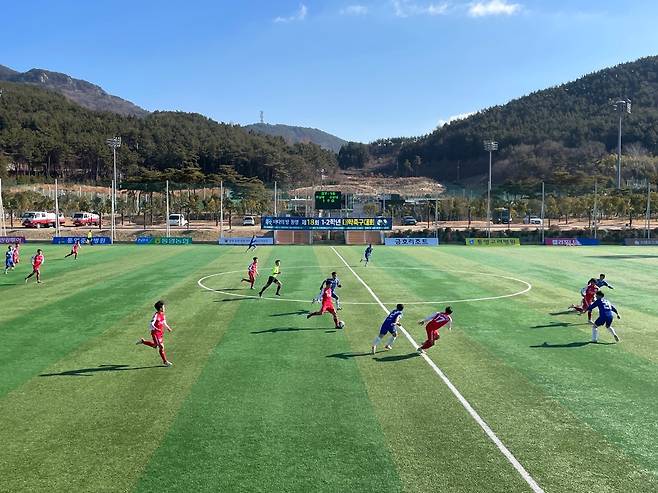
{"left": 261, "top": 216, "right": 392, "bottom": 231}
{"left": 385, "top": 237, "right": 439, "bottom": 246}
{"left": 136, "top": 236, "right": 193, "bottom": 245}
{"left": 545, "top": 238, "right": 601, "bottom": 246}
{"left": 219, "top": 237, "right": 274, "bottom": 245}
{"left": 52, "top": 236, "right": 111, "bottom": 245}
{"left": 0, "top": 236, "right": 26, "bottom": 244}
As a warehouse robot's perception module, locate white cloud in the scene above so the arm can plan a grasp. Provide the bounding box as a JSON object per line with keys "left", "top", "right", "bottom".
{"left": 437, "top": 112, "right": 476, "bottom": 127}
{"left": 468, "top": 0, "right": 521, "bottom": 17}
{"left": 341, "top": 5, "right": 369, "bottom": 15}
{"left": 392, "top": 0, "right": 449, "bottom": 18}
{"left": 274, "top": 4, "right": 308, "bottom": 23}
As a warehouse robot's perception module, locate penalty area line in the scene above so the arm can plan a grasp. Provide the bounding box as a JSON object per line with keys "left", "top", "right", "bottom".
{"left": 330, "top": 246, "right": 544, "bottom": 493}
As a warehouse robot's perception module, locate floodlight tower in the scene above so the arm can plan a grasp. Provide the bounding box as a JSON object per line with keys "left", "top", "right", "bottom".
{"left": 106, "top": 136, "right": 121, "bottom": 243}
{"left": 610, "top": 98, "right": 631, "bottom": 189}
{"left": 484, "top": 140, "right": 498, "bottom": 238}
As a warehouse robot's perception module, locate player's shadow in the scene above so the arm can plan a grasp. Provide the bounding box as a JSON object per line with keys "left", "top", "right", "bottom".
{"left": 270, "top": 310, "right": 308, "bottom": 317}
{"left": 326, "top": 351, "right": 372, "bottom": 360}
{"left": 252, "top": 326, "right": 332, "bottom": 334}
{"left": 531, "top": 322, "right": 578, "bottom": 329}
{"left": 549, "top": 310, "right": 575, "bottom": 316}
{"left": 39, "top": 364, "right": 162, "bottom": 377}
{"left": 530, "top": 341, "right": 615, "bottom": 349}
{"left": 374, "top": 353, "right": 421, "bottom": 362}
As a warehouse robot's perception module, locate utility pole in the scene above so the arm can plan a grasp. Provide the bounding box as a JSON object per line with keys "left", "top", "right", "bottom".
{"left": 106, "top": 137, "right": 121, "bottom": 243}
{"left": 483, "top": 141, "right": 498, "bottom": 238}
{"left": 610, "top": 98, "right": 631, "bottom": 190}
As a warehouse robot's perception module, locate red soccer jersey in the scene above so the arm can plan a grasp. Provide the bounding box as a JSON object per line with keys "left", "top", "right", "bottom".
{"left": 33, "top": 254, "right": 44, "bottom": 269}
{"left": 151, "top": 311, "right": 166, "bottom": 335}
{"left": 72, "top": 243, "right": 79, "bottom": 253}
{"left": 248, "top": 262, "right": 258, "bottom": 275}
{"left": 426, "top": 312, "right": 452, "bottom": 331}
{"left": 321, "top": 287, "right": 334, "bottom": 309}
{"left": 584, "top": 284, "right": 597, "bottom": 301}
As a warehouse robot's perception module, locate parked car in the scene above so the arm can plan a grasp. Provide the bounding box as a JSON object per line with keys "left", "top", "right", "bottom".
{"left": 22, "top": 211, "right": 65, "bottom": 228}
{"left": 524, "top": 215, "right": 543, "bottom": 225}
{"left": 242, "top": 215, "right": 256, "bottom": 226}
{"left": 72, "top": 212, "right": 100, "bottom": 227}
{"left": 168, "top": 213, "right": 189, "bottom": 227}
{"left": 402, "top": 216, "right": 417, "bottom": 226}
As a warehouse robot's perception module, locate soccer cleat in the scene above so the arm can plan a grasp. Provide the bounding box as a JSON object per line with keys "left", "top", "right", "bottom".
{"left": 136, "top": 338, "right": 144, "bottom": 345}
{"left": 258, "top": 292, "right": 263, "bottom": 298}
{"left": 384, "top": 345, "right": 392, "bottom": 351}
{"left": 613, "top": 334, "right": 620, "bottom": 342}
{"left": 164, "top": 361, "right": 173, "bottom": 367}
{"left": 337, "top": 306, "right": 342, "bottom": 310}
{"left": 306, "top": 313, "right": 312, "bottom": 319}
{"left": 417, "top": 347, "right": 426, "bottom": 354}
{"left": 275, "top": 292, "right": 281, "bottom": 296}
{"left": 371, "top": 345, "right": 376, "bottom": 354}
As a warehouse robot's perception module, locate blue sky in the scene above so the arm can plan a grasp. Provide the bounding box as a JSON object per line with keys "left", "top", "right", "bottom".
{"left": 2, "top": 1, "right": 658, "bottom": 142}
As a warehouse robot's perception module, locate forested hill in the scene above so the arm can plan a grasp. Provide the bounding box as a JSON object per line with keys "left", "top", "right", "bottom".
{"left": 385, "top": 55, "right": 658, "bottom": 190}
{"left": 0, "top": 64, "right": 148, "bottom": 117}
{"left": 0, "top": 82, "right": 337, "bottom": 186}
{"left": 244, "top": 123, "right": 347, "bottom": 153}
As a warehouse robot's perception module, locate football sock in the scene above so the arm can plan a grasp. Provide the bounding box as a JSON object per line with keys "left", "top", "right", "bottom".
{"left": 158, "top": 347, "right": 167, "bottom": 364}
{"left": 591, "top": 325, "right": 599, "bottom": 342}
{"left": 386, "top": 336, "right": 396, "bottom": 347}
{"left": 607, "top": 326, "right": 618, "bottom": 338}
{"left": 372, "top": 336, "right": 381, "bottom": 346}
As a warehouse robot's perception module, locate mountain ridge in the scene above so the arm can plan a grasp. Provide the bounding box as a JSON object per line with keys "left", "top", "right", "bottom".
{"left": 244, "top": 123, "right": 347, "bottom": 153}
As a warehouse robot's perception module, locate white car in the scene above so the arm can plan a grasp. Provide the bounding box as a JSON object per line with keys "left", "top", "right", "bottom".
{"left": 529, "top": 217, "right": 543, "bottom": 225}
{"left": 168, "top": 214, "right": 189, "bottom": 227}
{"left": 242, "top": 216, "right": 256, "bottom": 226}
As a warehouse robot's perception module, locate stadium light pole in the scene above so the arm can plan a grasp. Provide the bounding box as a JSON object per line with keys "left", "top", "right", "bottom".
{"left": 646, "top": 183, "right": 651, "bottom": 239}
{"left": 540, "top": 181, "right": 545, "bottom": 245}
{"left": 106, "top": 137, "right": 121, "bottom": 243}
{"left": 483, "top": 140, "right": 498, "bottom": 238}
{"left": 611, "top": 98, "right": 631, "bottom": 190}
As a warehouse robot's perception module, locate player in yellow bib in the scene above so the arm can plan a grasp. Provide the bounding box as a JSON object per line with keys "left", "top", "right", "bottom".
{"left": 259, "top": 259, "right": 282, "bottom": 297}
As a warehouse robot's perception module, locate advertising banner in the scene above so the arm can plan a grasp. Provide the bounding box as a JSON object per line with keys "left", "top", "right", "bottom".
{"left": 624, "top": 238, "right": 658, "bottom": 246}
{"left": 135, "top": 237, "right": 192, "bottom": 245}
{"left": 261, "top": 216, "right": 392, "bottom": 231}
{"left": 0, "top": 236, "right": 26, "bottom": 244}
{"left": 52, "top": 236, "right": 111, "bottom": 245}
{"left": 544, "top": 238, "right": 600, "bottom": 246}
{"left": 465, "top": 238, "right": 520, "bottom": 246}
{"left": 219, "top": 237, "right": 274, "bottom": 245}
{"left": 385, "top": 237, "right": 439, "bottom": 246}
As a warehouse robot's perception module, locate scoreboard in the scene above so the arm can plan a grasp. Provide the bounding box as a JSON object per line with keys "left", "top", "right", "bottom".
{"left": 315, "top": 191, "right": 342, "bottom": 210}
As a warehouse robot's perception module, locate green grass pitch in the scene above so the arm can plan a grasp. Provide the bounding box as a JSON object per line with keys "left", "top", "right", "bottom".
{"left": 1, "top": 243, "right": 658, "bottom": 492}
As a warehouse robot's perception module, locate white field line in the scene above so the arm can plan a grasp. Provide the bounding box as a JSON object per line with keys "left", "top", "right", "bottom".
{"left": 330, "top": 246, "right": 544, "bottom": 493}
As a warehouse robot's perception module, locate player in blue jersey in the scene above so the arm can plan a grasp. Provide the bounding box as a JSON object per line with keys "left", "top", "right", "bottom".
{"left": 245, "top": 234, "right": 257, "bottom": 252}
{"left": 4, "top": 245, "right": 15, "bottom": 274}
{"left": 312, "top": 272, "right": 342, "bottom": 309}
{"left": 587, "top": 291, "right": 621, "bottom": 343}
{"left": 595, "top": 273, "right": 614, "bottom": 289}
{"left": 371, "top": 304, "right": 404, "bottom": 354}
{"left": 360, "top": 244, "right": 373, "bottom": 266}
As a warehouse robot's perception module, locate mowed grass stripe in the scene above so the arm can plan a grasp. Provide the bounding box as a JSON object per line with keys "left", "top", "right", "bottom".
{"left": 135, "top": 247, "right": 402, "bottom": 493}
{"left": 357, "top": 245, "right": 658, "bottom": 490}
{"left": 0, "top": 246, "right": 241, "bottom": 493}
{"left": 0, "top": 246, "right": 196, "bottom": 397}
{"left": 326, "top": 246, "right": 533, "bottom": 492}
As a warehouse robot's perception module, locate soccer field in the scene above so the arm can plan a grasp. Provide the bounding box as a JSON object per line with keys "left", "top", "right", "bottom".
{"left": 1, "top": 244, "right": 658, "bottom": 493}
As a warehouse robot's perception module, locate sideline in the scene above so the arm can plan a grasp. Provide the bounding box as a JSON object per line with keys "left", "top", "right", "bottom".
{"left": 330, "top": 246, "right": 544, "bottom": 493}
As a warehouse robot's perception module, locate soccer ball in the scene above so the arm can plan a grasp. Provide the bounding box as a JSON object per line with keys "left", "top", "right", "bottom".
{"left": 338, "top": 320, "right": 345, "bottom": 329}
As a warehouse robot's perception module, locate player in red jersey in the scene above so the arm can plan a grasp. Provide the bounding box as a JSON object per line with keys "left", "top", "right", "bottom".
{"left": 241, "top": 257, "right": 259, "bottom": 289}
{"left": 136, "top": 300, "right": 173, "bottom": 367}
{"left": 25, "top": 249, "right": 45, "bottom": 284}
{"left": 306, "top": 280, "right": 341, "bottom": 329}
{"left": 12, "top": 242, "right": 20, "bottom": 265}
{"left": 417, "top": 306, "right": 453, "bottom": 354}
{"left": 570, "top": 278, "right": 598, "bottom": 322}
{"left": 64, "top": 240, "right": 81, "bottom": 260}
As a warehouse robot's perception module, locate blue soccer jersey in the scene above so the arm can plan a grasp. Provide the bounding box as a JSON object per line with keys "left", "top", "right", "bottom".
{"left": 5, "top": 250, "right": 14, "bottom": 266}
{"left": 380, "top": 309, "right": 403, "bottom": 335}
{"left": 365, "top": 246, "right": 372, "bottom": 258}
{"left": 595, "top": 279, "right": 613, "bottom": 289}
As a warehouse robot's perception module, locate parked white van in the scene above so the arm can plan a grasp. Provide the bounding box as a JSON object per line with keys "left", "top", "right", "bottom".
{"left": 168, "top": 214, "right": 189, "bottom": 227}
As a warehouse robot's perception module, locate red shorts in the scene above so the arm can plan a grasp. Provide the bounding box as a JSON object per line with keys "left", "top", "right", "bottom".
{"left": 321, "top": 305, "right": 336, "bottom": 315}
{"left": 151, "top": 331, "right": 164, "bottom": 346}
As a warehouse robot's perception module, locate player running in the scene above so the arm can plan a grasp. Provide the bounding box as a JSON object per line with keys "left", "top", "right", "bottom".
{"left": 360, "top": 244, "right": 373, "bottom": 266}
{"left": 595, "top": 273, "right": 614, "bottom": 289}
{"left": 12, "top": 242, "right": 20, "bottom": 265}
{"left": 417, "top": 306, "right": 453, "bottom": 354}
{"left": 307, "top": 280, "right": 341, "bottom": 329}
{"left": 25, "top": 249, "right": 45, "bottom": 284}
{"left": 4, "top": 245, "right": 15, "bottom": 274}
{"left": 241, "top": 257, "right": 259, "bottom": 289}
{"left": 64, "top": 240, "right": 81, "bottom": 260}
{"left": 587, "top": 291, "right": 621, "bottom": 343}
{"left": 136, "top": 300, "right": 173, "bottom": 366}
{"left": 259, "top": 259, "right": 282, "bottom": 297}
{"left": 570, "top": 278, "right": 598, "bottom": 322}
{"left": 372, "top": 304, "right": 404, "bottom": 354}
{"left": 312, "top": 271, "right": 342, "bottom": 309}
{"left": 245, "top": 234, "right": 257, "bottom": 252}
